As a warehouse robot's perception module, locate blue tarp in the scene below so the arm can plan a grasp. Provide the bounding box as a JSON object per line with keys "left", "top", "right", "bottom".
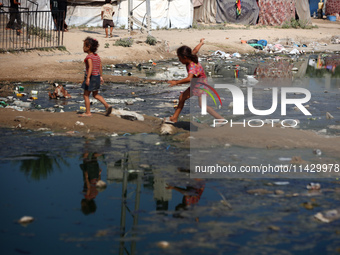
{"left": 309, "top": 0, "right": 319, "bottom": 16}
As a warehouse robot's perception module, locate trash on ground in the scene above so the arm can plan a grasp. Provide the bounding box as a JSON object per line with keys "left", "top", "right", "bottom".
{"left": 111, "top": 109, "right": 144, "bottom": 121}
{"left": 314, "top": 208, "right": 340, "bottom": 223}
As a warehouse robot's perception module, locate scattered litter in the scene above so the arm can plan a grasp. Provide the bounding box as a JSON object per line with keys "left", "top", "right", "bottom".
{"left": 232, "top": 52, "right": 241, "bottom": 58}
{"left": 111, "top": 109, "right": 144, "bottom": 121}
{"left": 273, "top": 181, "right": 290, "bottom": 186}
{"left": 18, "top": 216, "right": 34, "bottom": 225}
{"left": 75, "top": 121, "right": 84, "bottom": 126}
{"left": 326, "top": 112, "right": 334, "bottom": 119}
{"left": 307, "top": 182, "right": 321, "bottom": 190}
{"left": 111, "top": 133, "right": 118, "bottom": 137}
{"left": 36, "top": 128, "right": 50, "bottom": 131}
{"left": 212, "top": 50, "right": 231, "bottom": 59}
{"left": 160, "top": 123, "right": 176, "bottom": 135}
{"left": 289, "top": 49, "right": 300, "bottom": 55}
{"left": 157, "top": 241, "right": 170, "bottom": 249}
{"left": 245, "top": 75, "right": 259, "bottom": 85}
{"left": 314, "top": 208, "right": 340, "bottom": 223}
{"left": 96, "top": 180, "right": 107, "bottom": 188}
{"left": 313, "top": 149, "right": 322, "bottom": 156}
{"left": 123, "top": 133, "right": 131, "bottom": 136}
{"left": 278, "top": 157, "right": 291, "bottom": 161}
{"left": 125, "top": 100, "right": 134, "bottom": 105}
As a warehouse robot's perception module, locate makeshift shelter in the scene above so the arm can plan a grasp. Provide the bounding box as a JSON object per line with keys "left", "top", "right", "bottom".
{"left": 258, "top": 0, "right": 296, "bottom": 26}
{"left": 296, "top": 0, "right": 312, "bottom": 24}
{"left": 325, "top": 0, "right": 340, "bottom": 15}
{"left": 67, "top": 0, "right": 193, "bottom": 29}
{"left": 309, "top": 0, "right": 320, "bottom": 16}
{"left": 193, "top": 0, "right": 217, "bottom": 24}
{"left": 215, "top": 0, "right": 259, "bottom": 25}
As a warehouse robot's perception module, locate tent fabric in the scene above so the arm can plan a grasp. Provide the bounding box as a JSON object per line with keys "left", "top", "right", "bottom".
{"left": 67, "top": 0, "right": 192, "bottom": 29}
{"left": 193, "top": 0, "right": 217, "bottom": 24}
{"left": 216, "top": 0, "right": 259, "bottom": 25}
{"left": 168, "top": 0, "right": 193, "bottom": 29}
{"left": 325, "top": 0, "right": 340, "bottom": 15}
{"left": 258, "top": 0, "right": 295, "bottom": 26}
{"left": 296, "top": 0, "right": 312, "bottom": 24}
{"left": 193, "top": 0, "right": 204, "bottom": 8}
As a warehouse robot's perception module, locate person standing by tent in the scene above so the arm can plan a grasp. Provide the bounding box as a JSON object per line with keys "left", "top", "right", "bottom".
{"left": 6, "top": 0, "right": 22, "bottom": 35}
{"left": 50, "top": 0, "right": 60, "bottom": 30}
{"left": 101, "top": 0, "right": 115, "bottom": 38}
{"left": 58, "top": 0, "right": 68, "bottom": 31}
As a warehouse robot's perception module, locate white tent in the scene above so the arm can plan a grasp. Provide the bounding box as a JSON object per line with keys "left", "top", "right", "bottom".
{"left": 66, "top": 0, "right": 193, "bottom": 29}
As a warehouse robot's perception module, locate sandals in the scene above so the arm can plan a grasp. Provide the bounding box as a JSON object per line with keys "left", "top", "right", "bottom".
{"left": 164, "top": 117, "right": 175, "bottom": 124}
{"left": 105, "top": 106, "right": 112, "bottom": 116}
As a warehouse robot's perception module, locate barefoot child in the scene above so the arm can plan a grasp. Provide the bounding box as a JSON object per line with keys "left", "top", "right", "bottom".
{"left": 81, "top": 37, "right": 112, "bottom": 117}
{"left": 101, "top": 0, "right": 115, "bottom": 38}
{"left": 166, "top": 38, "right": 223, "bottom": 123}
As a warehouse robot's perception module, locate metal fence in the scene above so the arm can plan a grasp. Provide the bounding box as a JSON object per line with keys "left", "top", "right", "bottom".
{"left": 0, "top": 9, "right": 64, "bottom": 51}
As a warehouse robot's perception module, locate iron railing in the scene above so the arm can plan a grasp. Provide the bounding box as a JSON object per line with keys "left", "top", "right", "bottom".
{"left": 0, "top": 9, "right": 64, "bottom": 51}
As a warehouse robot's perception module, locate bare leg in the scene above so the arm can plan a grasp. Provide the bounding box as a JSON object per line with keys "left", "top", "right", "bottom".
{"left": 169, "top": 88, "right": 191, "bottom": 123}
{"left": 105, "top": 28, "right": 108, "bottom": 38}
{"left": 92, "top": 91, "right": 110, "bottom": 109}
{"left": 109, "top": 27, "right": 113, "bottom": 36}
{"left": 198, "top": 96, "right": 224, "bottom": 119}
{"left": 83, "top": 90, "right": 92, "bottom": 116}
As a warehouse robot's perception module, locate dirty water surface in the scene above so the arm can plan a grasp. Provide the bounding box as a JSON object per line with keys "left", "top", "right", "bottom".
{"left": 0, "top": 53, "right": 340, "bottom": 254}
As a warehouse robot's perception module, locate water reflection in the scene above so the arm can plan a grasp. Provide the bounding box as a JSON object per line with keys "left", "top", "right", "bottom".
{"left": 167, "top": 168, "right": 205, "bottom": 222}
{"left": 15, "top": 152, "right": 68, "bottom": 180}
{"left": 80, "top": 150, "right": 104, "bottom": 215}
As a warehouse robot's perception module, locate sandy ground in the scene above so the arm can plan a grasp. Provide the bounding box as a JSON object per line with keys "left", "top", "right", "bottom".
{"left": 0, "top": 19, "right": 340, "bottom": 154}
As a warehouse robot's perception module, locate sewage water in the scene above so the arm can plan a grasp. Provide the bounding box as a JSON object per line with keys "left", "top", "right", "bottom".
{"left": 1, "top": 53, "right": 340, "bottom": 254}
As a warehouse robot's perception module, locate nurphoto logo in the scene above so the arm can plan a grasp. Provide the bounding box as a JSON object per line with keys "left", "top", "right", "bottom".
{"left": 200, "top": 84, "right": 312, "bottom": 127}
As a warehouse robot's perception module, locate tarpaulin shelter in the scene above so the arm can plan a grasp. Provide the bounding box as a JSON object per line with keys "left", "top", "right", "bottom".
{"left": 67, "top": 0, "right": 193, "bottom": 29}
{"left": 296, "top": 0, "right": 312, "bottom": 24}
{"left": 215, "top": 0, "right": 259, "bottom": 25}
{"left": 258, "top": 0, "right": 296, "bottom": 26}
{"left": 325, "top": 0, "right": 340, "bottom": 15}
{"left": 193, "top": 0, "right": 217, "bottom": 24}
{"left": 309, "top": 0, "right": 320, "bottom": 16}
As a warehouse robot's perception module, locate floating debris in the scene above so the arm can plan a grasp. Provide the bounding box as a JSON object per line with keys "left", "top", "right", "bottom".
{"left": 96, "top": 180, "right": 107, "bottom": 188}
{"left": 326, "top": 112, "right": 334, "bottom": 119}
{"left": 157, "top": 241, "right": 170, "bottom": 249}
{"left": 314, "top": 208, "right": 340, "bottom": 223}
{"left": 18, "top": 216, "right": 34, "bottom": 225}
{"left": 307, "top": 182, "right": 321, "bottom": 190}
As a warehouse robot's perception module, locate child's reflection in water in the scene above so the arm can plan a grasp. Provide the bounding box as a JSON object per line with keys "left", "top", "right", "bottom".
{"left": 166, "top": 169, "right": 205, "bottom": 222}
{"left": 80, "top": 152, "right": 103, "bottom": 215}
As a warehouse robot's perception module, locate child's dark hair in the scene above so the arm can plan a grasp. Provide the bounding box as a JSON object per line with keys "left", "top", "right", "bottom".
{"left": 84, "top": 37, "right": 99, "bottom": 53}
{"left": 177, "top": 45, "right": 198, "bottom": 64}
{"left": 105, "top": 0, "right": 111, "bottom": 3}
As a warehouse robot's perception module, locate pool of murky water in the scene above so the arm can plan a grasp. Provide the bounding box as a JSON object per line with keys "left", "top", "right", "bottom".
{"left": 0, "top": 130, "right": 340, "bottom": 254}
{"left": 1, "top": 53, "right": 340, "bottom": 254}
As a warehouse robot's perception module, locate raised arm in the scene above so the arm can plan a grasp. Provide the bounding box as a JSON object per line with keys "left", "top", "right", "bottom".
{"left": 192, "top": 38, "right": 205, "bottom": 55}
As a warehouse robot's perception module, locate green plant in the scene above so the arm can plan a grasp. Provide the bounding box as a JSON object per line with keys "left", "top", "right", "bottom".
{"left": 281, "top": 18, "right": 316, "bottom": 29}
{"left": 119, "top": 25, "right": 126, "bottom": 30}
{"left": 104, "top": 43, "right": 110, "bottom": 48}
{"left": 145, "top": 35, "right": 157, "bottom": 45}
{"left": 114, "top": 37, "right": 134, "bottom": 47}
{"left": 28, "top": 25, "right": 52, "bottom": 41}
